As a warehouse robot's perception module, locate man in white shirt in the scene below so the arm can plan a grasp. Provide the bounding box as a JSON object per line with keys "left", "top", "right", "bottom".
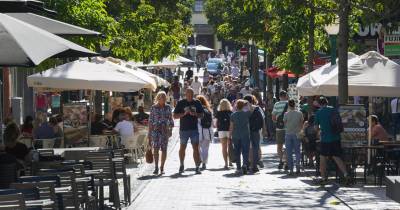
{"left": 391, "top": 98, "right": 400, "bottom": 137}
{"left": 231, "top": 65, "right": 239, "bottom": 78}
{"left": 240, "top": 84, "right": 253, "bottom": 96}
{"left": 191, "top": 76, "right": 202, "bottom": 95}
{"left": 114, "top": 112, "right": 134, "bottom": 147}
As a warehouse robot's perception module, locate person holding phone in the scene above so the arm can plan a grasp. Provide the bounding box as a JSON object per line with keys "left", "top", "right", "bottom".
{"left": 173, "top": 88, "right": 204, "bottom": 174}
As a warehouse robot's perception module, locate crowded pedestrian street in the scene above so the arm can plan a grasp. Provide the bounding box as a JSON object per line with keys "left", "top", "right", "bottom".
{"left": 1, "top": 0, "right": 400, "bottom": 209}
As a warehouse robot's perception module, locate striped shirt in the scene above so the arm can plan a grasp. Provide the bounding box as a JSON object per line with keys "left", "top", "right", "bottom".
{"left": 272, "top": 101, "right": 288, "bottom": 118}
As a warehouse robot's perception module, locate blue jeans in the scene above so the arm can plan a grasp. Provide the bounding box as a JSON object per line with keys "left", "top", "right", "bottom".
{"left": 392, "top": 113, "right": 400, "bottom": 137}
{"left": 233, "top": 136, "right": 250, "bottom": 169}
{"left": 285, "top": 134, "right": 301, "bottom": 171}
{"left": 250, "top": 131, "right": 261, "bottom": 168}
{"left": 180, "top": 130, "right": 199, "bottom": 145}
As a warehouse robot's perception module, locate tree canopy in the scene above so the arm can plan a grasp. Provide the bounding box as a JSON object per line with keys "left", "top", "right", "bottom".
{"left": 43, "top": 0, "right": 194, "bottom": 63}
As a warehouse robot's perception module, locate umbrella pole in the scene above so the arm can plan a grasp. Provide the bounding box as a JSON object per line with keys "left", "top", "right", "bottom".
{"left": 368, "top": 97, "right": 373, "bottom": 164}
{"left": 87, "top": 90, "right": 94, "bottom": 147}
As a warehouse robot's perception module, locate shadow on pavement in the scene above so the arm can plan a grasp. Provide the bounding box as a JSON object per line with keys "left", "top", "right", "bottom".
{"left": 223, "top": 172, "right": 242, "bottom": 178}
{"left": 169, "top": 172, "right": 195, "bottom": 179}
{"left": 137, "top": 174, "right": 165, "bottom": 180}
{"left": 208, "top": 167, "right": 230, "bottom": 172}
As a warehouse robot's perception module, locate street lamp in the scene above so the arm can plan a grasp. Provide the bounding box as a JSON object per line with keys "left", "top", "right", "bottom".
{"left": 324, "top": 22, "right": 339, "bottom": 65}
{"left": 248, "top": 39, "right": 253, "bottom": 80}
{"left": 193, "top": 32, "right": 197, "bottom": 68}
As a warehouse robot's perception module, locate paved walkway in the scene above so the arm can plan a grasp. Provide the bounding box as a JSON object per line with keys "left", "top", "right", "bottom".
{"left": 127, "top": 126, "right": 399, "bottom": 210}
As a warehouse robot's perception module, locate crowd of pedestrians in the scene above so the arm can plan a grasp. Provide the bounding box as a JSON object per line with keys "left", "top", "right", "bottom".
{"left": 145, "top": 66, "right": 352, "bottom": 186}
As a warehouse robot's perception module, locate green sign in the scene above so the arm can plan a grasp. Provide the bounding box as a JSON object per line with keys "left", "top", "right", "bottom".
{"left": 384, "top": 44, "right": 400, "bottom": 56}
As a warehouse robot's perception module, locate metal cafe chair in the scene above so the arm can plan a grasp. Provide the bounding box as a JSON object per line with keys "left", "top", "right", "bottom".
{"left": 0, "top": 193, "right": 27, "bottom": 210}
{"left": 11, "top": 182, "right": 57, "bottom": 210}
{"left": 0, "top": 188, "right": 40, "bottom": 210}
{"left": 85, "top": 151, "right": 121, "bottom": 210}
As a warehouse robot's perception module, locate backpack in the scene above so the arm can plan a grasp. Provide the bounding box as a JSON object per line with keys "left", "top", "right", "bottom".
{"left": 276, "top": 103, "right": 288, "bottom": 129}
{"left": 249, "top": 107, "right": 264, "bottom": 131}
{"left": 330, "top": 108, "right": 344, "bottom": 134}
{"left": 201, "top": 107, "right": 213, "bottom": 128}
{"left": 217, "top": 111, "right": 231, "bottom": 131}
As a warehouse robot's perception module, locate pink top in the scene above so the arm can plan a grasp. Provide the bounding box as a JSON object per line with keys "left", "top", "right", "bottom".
{"left": 372, "top": 124, "right": 389, "bottom": 142}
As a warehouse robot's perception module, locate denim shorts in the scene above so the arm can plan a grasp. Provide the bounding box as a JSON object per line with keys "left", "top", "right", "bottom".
{"left": 180, "top": 130, "right": 199, "bottom": 145}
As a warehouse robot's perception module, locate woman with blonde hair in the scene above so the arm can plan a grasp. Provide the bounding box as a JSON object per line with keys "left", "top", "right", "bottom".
{"left": 215, "top": 99, "right": 233, "bottom": 169}
{"left": 148, "top": 91, "right": 174, "bottom": 175}
{"left": 196, "top": 95, "right": 213, "bottom": 170}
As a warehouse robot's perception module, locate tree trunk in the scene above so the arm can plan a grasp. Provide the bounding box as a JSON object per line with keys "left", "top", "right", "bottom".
{"left": 267, "top": 54, "right": 274, "bottom": 95}
{"left": 307, "top": 1, "right": 315, "bottom": 73}
{"left": 338, "top": 0, "right": 350, "bottom": 104}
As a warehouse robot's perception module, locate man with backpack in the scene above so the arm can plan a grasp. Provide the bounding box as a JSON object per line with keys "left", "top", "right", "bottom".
{"left": 244, "top": 95, "right": 265, "bottom": 173}
{"left": 272, "top": 91, "right": 289, "bottom": 169}
{"left": 315, "top": 97, "right": 349, "bottom": 185}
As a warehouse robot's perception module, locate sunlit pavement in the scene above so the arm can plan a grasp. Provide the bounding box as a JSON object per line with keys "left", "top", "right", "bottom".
{"left": 125, "top": 124, "right": 399, "bottom": 210}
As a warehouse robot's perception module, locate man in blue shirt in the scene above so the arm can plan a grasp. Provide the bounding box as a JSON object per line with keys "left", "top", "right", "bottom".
{"left": 315, "top": 97, "right": 349, "bottom": 185}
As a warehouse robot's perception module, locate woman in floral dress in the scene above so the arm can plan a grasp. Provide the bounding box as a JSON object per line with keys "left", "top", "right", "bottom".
{"left": 148, "top": 91, "right": 174, "bottom": 175}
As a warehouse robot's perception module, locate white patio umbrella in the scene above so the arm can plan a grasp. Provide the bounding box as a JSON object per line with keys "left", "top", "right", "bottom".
{"left": 126, "top": 65, "right": 170, "bottom": 87}
{"left": 128, "top": 58, "right": 181, "bottom": 68}
{"left": 186, "top": 45, "right": 214, "bottom": 51}
{"left": 297, "top": 51, "right": 400, "bottom": 97}
{"left": 0, "top": 13, "right": 98, "bottom": 67}
{"left": 27, "top": 59, "right": 153, "bottom": 92}
{"left": 169, "top": 55, "right": 194, "bottom": 64}
{"left": 6, "top": 13, "right": 101, "bottom": 36}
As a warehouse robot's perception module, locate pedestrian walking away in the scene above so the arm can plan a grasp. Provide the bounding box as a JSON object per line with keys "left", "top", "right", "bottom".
{"left": 315, "top": 96, "right": 349, "bottom": 185}
{"left": 230, "top": 99, "right": 253, "bottom": 175}
{"left": 244, "top": 94, "right": 265, "bottom": 173}
{"left": 215, "top": 99, "right": 233, "bottom": 169}
{"left": 272, "top": 90, "right": 289, "bottom": 170}
{"left": 173, "top": 88, "right": 204, "bottom": 174}
{"left": 283, "top": 99, "right": 304, "bottom": 175}
{"left": 196, "top": 95, "right": 213, "bottom": 170}
{"left": 148, "top": 91, "right": 174, "bottom": 175}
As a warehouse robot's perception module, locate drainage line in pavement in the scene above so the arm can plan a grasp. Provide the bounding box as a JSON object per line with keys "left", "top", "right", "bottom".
{"left": 323, "top": 186, "right": 353, "bottom": 210}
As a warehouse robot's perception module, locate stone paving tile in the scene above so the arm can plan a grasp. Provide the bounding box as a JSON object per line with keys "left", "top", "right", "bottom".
{"left": 125, "top": 117, "right": 399, "bottom": 210}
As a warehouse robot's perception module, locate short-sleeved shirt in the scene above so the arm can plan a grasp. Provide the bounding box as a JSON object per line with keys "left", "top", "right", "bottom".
{"left": 174, "top": 99, "right": 204, "bottom": 131}
{"left": 315, "top": 106, "right": 340, "bottom": 143}
{"left": 191, "top": 81, "right": 202, "bottom": 95}
{"left": 283, "top": 110, "right": 304, "bottom": 135}
{"left": 215, "top": 110, "right": 232, "bottom": 131}
{"left": 230, "top": 111, "right": 252, "bottom": 139}
{"left": 114, "top": 120, "right": 134, "bottom": 137}
{"left": 272, "top": 100, "right": 288, "bottom": 118}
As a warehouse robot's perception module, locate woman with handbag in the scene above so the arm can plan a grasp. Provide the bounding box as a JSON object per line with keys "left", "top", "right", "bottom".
{"left": 148, "top": 91, "right": 174, "bottom": 175}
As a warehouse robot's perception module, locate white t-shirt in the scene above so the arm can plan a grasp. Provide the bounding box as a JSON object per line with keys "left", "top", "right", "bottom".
{"left": 240, "top": 87, "right": 253, "bottom": 96}
{"left": 191, "top": 81, "right": 202, "bottom": 95}
{"left": 114, "top": 120, "right": 134, "bottom": 137}
{"left": 231, "top": 67, "right": 239, "bottom": 78}
{"left": 391, "top": 98, "right": 400, "bottom": 114}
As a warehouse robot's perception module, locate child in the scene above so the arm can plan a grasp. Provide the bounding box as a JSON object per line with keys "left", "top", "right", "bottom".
{"left": 303, "top": 115, "right": 318, "bottom": 167}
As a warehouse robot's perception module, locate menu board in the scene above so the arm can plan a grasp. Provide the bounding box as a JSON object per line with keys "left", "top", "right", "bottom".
{"left": 339, "top": 104, "right": 367, "bottom": 145}
{"left": 63, "top": 103, "right": 89, "bottom": 145}
{"left": 63, "top": 103, "right": 88, "bottom": 128}
{"left": 109, "top": 97, "right": 123, "bottom": 113}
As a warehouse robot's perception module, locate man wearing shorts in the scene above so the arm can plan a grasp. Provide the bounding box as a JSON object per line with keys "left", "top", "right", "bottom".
{"left": 272, "top": 91, "right": 288, "bottom": 169}
{"left": 315, "top": 97, "right": 349, "bottom": 185}
{"left": 173, "top": 88, "right": 204, "bottom": 174}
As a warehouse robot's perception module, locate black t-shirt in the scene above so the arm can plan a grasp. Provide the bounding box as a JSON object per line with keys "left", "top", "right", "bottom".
{"left": 174, "top": 99, "right": 204, "bottom": 131}
{"left": 91, "top": 122, "right": 106, "bottom": 135}
{"left": 215, "top": 110, "right": 232, "bottom": 131}
{"left": 6, "top": 142, "right": 29, "bottom": 161}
